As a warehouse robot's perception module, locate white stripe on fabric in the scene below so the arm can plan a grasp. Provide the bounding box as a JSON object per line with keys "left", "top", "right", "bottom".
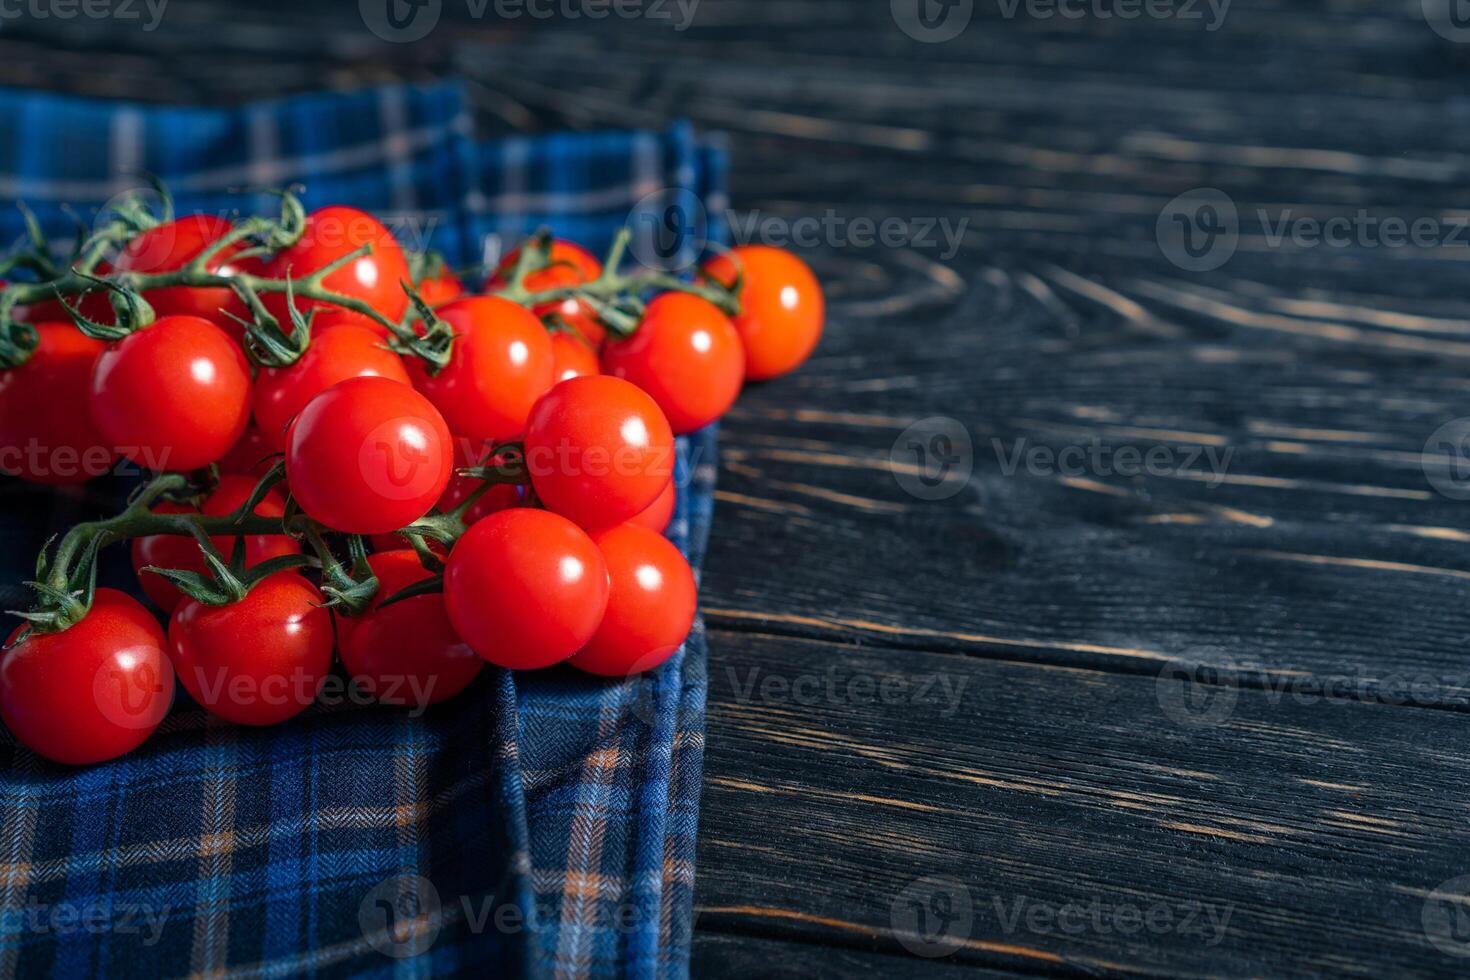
{"left": 107, "top": 108, "right": 144, "bottom": 196}
{"left": 376, "top": 85, "right": 417, "bottom": 213}
{"left": 0, "top": 125, "right": 451, "bottom": 202}
{"left": 247, "top": 103, "right": 281, "bottom": 217}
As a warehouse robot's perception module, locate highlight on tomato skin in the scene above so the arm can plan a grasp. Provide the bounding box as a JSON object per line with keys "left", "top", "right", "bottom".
{"left": 702, "top": 245, "right": 825, "bottom": 381}
{"left": 284, "top": 375, "right": 455, "bottom": 536}
{"left": 88, "top": 315, "right": 254, "bottom": 473}
{"left": 262, "top": 206, "right": 411, "bottom": 331}
{"left": 404, "top": 296, "right": 556, "bottom": 444}
{"left": 444, "top": 508, "right": 611, "bottom": 672}
{"left": 0, "top": 589, "right": 175, "bottom": 766}
{"left": 601, "top": 292, "right": 744, "bottom": 435}
{"left": 522, "top": 375, "right": 677, "bottom": 530}
{"left": 568, "top": 524, "right": 698, "bottom": 679}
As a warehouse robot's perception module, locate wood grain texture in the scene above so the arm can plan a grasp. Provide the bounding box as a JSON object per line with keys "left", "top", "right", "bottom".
{"left": 5, "top": 1, "right": 1470, "bottom": 975}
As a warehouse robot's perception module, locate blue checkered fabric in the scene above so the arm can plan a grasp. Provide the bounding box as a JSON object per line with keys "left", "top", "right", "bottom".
{"left": 0, "top": 81, "right": 721, "bottom": 979}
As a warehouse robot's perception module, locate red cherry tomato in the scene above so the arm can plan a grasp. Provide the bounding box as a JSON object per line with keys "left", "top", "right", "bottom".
{"left": 625, "top": 478, "right": 676, "bottom": 534}
{"left": 90, "top": 315, "right": 252, "bottom": 472}
{"left": 285, "top": 376, "right": 453, "bottom": 535}
{"left": 523, "top": 376, "right": 675, "bottom": 529}
{"left": 0, "top": 589, "right": 174, "bottom": 765}
{"left": 601, "top": 293, "right": 744, "bottom": 434}
{"left": 569, "top": 525, "right": 697, "bottom": 677}
{"left": 336, "top": 550, "right": 482, "bottom": 706}
{"left": 405, "top": 296, "right": 554, "bottom": 444}
{"left": 263, "top": 206, "right": 410, "bottom": 331}
{"left": 111, "top": 215, "right": 246, "bottom": 325}
{"left": 489, "top": 240, "right": 606, "bottom": 348}
{"left": 16, "top": 263, "right": 116, "bottom": 325}
{"left": 703, "top": 246, "right": 824, "bottom": 381}
{"left": 131, "top": 501, "right": 202, "bottom": 614}
{"left": 438, "top": 438, "right": 525, "bottom": 526}
{"left": 550, "top": 331, "right": 600, "bottom": 383}
{"left": 254, "top": 323, "right": 410, "bottom": 451}
{"left": 131, "top": 478, "right": 300, "bottom": 614}
{"left": 168, "top": 573, "right": 333, "bottom": 726}
{"left": 416, "top": 270, "right": 464, "bottom": 308}
{"left": 0, "top": 322, "right": 115, "bottom": 484}
{"left": 444, "top": 509, "right": 610, "bottom": 670}
{"left": 217, "top": 426, "right": 276, "bottom": 477}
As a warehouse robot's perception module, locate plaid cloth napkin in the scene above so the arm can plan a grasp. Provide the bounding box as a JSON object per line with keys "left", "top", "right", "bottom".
{"left": 0, "top": 81, "right": 722, "bottom": 979}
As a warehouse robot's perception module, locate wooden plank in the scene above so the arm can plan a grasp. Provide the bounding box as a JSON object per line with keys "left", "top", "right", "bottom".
{"left": 694, "top": 628, "right": 1470, "bottom": 977}
{"left": 692, "top": 930, "right": 1026, "bottom": 979}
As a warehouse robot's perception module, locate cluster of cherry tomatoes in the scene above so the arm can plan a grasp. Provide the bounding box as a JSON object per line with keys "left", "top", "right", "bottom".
{"left": 0, "top": 200, "right": 824, "bottom": 765}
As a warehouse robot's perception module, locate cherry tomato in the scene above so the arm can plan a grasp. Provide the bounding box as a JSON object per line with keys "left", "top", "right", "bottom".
{"left": 111, "top": 215, "right": 246, "bottom": 325}
{"left": 285, "top": 376, "right": 453, "bottom": 535}
{"left": 0, "top": 322, "right": 116, "bottom": 484}
{"left": 569, "top": 525, "right": 697, "bottom": 677}
{"left": 550, "top": 331, "right": 600, "bottom": 383}
{"left": 437, "top": 438, "right": 525, "bottom": 526}
{"left": 131, "top": 478, "right": 299, "bottom": 614}
{"left": 0, "top": 589, "right": 174, "bottom": 765}
{"left": 601, "top": 293, "right": 744, "bottom": 434}
{"left": 523, "top": 376, "right": 675, "bottom": 529}
{"left": 702, "top": 246, "right": 824, "bottom": 381}
{"left": 416, "top": 270, "right": 464, "bottom": 308}
{"left": 217, "top": 426, "right": 276, "bottom": 477}
{"left": 131, "top": 501, "right": 201, "bottom": 614}
{"left": 168, "top": 573, "right": 333, "bottom": 726}
{"left": 17, "top": 263, "right": 117, "bottom": 325}
{"left": 405, "top": 296, "right": 554, "bottom": 444}
{"left": 625, "top": 478, "right": 676, "bottom": 534}
{"left": 444, "top": 509, "right": 609, "bottom": 670}
{"left": 336, "top": 550, "right": 482, "bottom": 707}
{"left": 263, "top": 206, "right": 410, "bottom": 331}
{"left": 90, "top": 315, "right": 253, "bottom": 472}
{"left": 254, "top": 323, "right": 410, "bottom": 451}
{"left": 489, "top": 240, "right": 606, "bottom": 348}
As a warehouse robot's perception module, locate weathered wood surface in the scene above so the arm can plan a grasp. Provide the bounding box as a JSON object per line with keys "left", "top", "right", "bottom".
{"left": 6, "top": 1, "right": 1470, "bottom": 975}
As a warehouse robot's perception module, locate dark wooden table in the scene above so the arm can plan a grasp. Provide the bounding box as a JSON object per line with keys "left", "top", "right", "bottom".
{"left": 8, "top": 2, "right": 1470, "bottom": 975}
